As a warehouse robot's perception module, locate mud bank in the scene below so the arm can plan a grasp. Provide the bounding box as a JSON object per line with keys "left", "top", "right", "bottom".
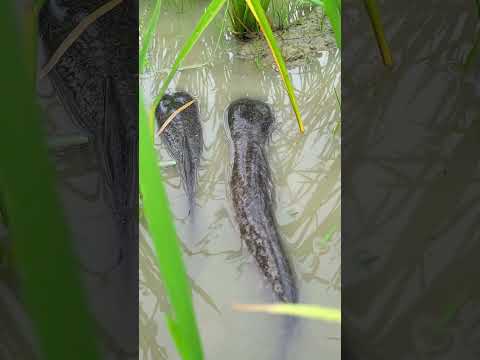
{"left": 235, "top": 7, "right": 337, "bottom": 69}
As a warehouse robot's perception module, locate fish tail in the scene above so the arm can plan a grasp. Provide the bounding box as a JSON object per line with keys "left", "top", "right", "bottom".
{"left": 267, "top": 231, "right": 298, "bottom": 303}
{"left": 276, "top": 315, "right": 299, "bottom": 360}
{"left": 180, "top": 138, "right": 197, "bottom": 217}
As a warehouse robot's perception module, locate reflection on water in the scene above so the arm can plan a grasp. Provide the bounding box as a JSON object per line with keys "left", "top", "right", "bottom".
{"left": 140, "top": 2, "right": 340, "bottom": 359}
{"left": 342, "top": 1, "right": 480, "bottom": 359}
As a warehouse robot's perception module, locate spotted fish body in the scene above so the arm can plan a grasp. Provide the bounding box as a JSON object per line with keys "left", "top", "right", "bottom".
{"left": 155, "top": 91, "right": 203, "bottom": 214}
{"left": 227, "top": 98, "right": 297, "bottom": 303}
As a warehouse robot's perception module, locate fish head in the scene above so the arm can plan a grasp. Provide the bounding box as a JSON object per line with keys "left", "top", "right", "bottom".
{"left": 227, "top": 98, "right": 274, "bottom": 141}
{"left": 156, "top": 91, "right": 197, "bottom": 129}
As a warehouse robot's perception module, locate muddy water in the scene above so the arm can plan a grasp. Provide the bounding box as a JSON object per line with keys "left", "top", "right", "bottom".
{"left": 140, "top": 2, "right": 340, "bottom": 359}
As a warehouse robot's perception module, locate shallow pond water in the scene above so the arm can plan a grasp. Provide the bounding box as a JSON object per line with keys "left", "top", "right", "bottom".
{"left": 140, "top": 2, "right": 341, "bottom": 359}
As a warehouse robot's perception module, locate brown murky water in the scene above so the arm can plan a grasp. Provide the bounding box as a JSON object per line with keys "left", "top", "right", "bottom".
{"left": 140, "top": 1, "right": 341, "bottom": 359}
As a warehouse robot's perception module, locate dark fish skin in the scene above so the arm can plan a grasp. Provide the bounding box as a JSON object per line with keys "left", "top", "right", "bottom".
{"left": 155, "top": 91, "right": 203, "bottom": 214}
{"left": 38, "top": 1, "right": 138, "bottom": 247}
{"left": 37, "top": 1, "right": 138, "bottom": 353}
{"left": 227, "top": 98, "right": 297, "bottom": 303}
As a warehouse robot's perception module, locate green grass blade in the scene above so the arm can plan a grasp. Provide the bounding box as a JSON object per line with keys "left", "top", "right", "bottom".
{"left": 308, "top": 0, "right": 341, "bottom": 47}
{"left": 333, "top": 87, "right": 341, "bottom": 135}
{"left": 139, "top": 2, "right": 204, "bottom": 358}
{"left": 363, "top": 0, "right": 393, "bottom": 66}
{"left": 245, "top": 0, "right": 305, "bottom": 133}
{"left": 150, "top": 0, "right": 227, "bottom": 130}
{"left": 140, "top": 0, "right": 162, "bottom": 74}
{"left": 139, "top": 92, "right": 204, "bottom": 360}
{"left": 322, "top": 0, "right": 341, "bottom": 48}
{"left": 0, "top": 3, "right": 100, "bottom": 359}
{"left": 234, "top": 303, "right": 341, "bottom": 322}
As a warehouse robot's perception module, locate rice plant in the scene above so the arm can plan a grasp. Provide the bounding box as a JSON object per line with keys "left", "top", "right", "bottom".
{"left": 269, "top": 0, "right": 292, "bottom": 30}
{"left": 308, "top": 0, "right": 341, "bottom": 48}
{"left": 228, "top": 0, "right": 271, "bottom": 36}
{"left": 147, "top": 0, "right": 307, "bottom": 134}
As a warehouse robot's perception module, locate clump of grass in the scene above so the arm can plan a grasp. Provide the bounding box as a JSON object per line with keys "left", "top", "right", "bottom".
{"left": 269, "top": 0, "right": 291, "bottom": 30}
{"left": 228, "top": 0, "right": 271, "bottom": 38}
{"left": 307, "top": 0, "right": 341, "bottom": 48}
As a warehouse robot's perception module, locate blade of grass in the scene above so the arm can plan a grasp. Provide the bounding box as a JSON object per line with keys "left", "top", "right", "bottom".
{"left": 322, "top": 0, "right": 341, "bottom": 48}
{"left": 139, "top": 92, "right": 204, "bottom": 360}
{"left": 333, "top": 87, "right": 341, "bottom": 135}
{"left": 23, "top": 0, "right": 46, "bottom": 83}
{"left": 306, "top": 0, "right": 341, "bottom": 48}
{"left": 363, "top": 0, "right": 393, "bottom": 66}
{"left": 140, "top": 1, "right": 204, "bottom": 357}
{"left": 150, "top": 0, "right": 227, "bottom": 135}
{"left": 245, "top": 0, "right": 305, "bottom": 133}
{"left": 0, "top": 2, "right": 100, "bottom": 359}
{"left": 233, "top": 303, "right": 341, "bottom": 323}
{"left": 140, "top": 0, "right": 162, "bottom": 73}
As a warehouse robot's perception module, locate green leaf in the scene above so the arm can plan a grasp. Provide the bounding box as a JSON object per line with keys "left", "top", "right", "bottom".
{"left": 139, "top": 91, "right": 204, "bottom": 360}
{"left": 139, "top": 98, "right": 203, "bottom": 359}
{"left": 363, "top": 0, "right": 393, "bottom": 66}
{"left": 0, "top": 2, "right": 100, "bottom": 359}
{"left": 307, "top": 0, "right": 340, "bottom": 48}
{"left": 322, "top": 0, "right": 341, "bottom": 48}
{"left": 234, "top": 303, "right": 341, "bottom": 323}
{"left": 139, "top": 1, "right": 204, "bottom": 357}
{"left": 140, "top": 0, "right": 163, "bottom": 74}
{"left": 245, "top": 0, "right": 305, "bottom": 133}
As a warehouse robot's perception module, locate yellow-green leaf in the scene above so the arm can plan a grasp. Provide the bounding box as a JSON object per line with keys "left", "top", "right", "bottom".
{"left": 245, "top": 0, "right": 305, "bottom": 133}
{"left": 233, "top": 303, "right": 341, "bottom": 323}
{"left": 363, "top": 0, "right": 393, "bottom": 66}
